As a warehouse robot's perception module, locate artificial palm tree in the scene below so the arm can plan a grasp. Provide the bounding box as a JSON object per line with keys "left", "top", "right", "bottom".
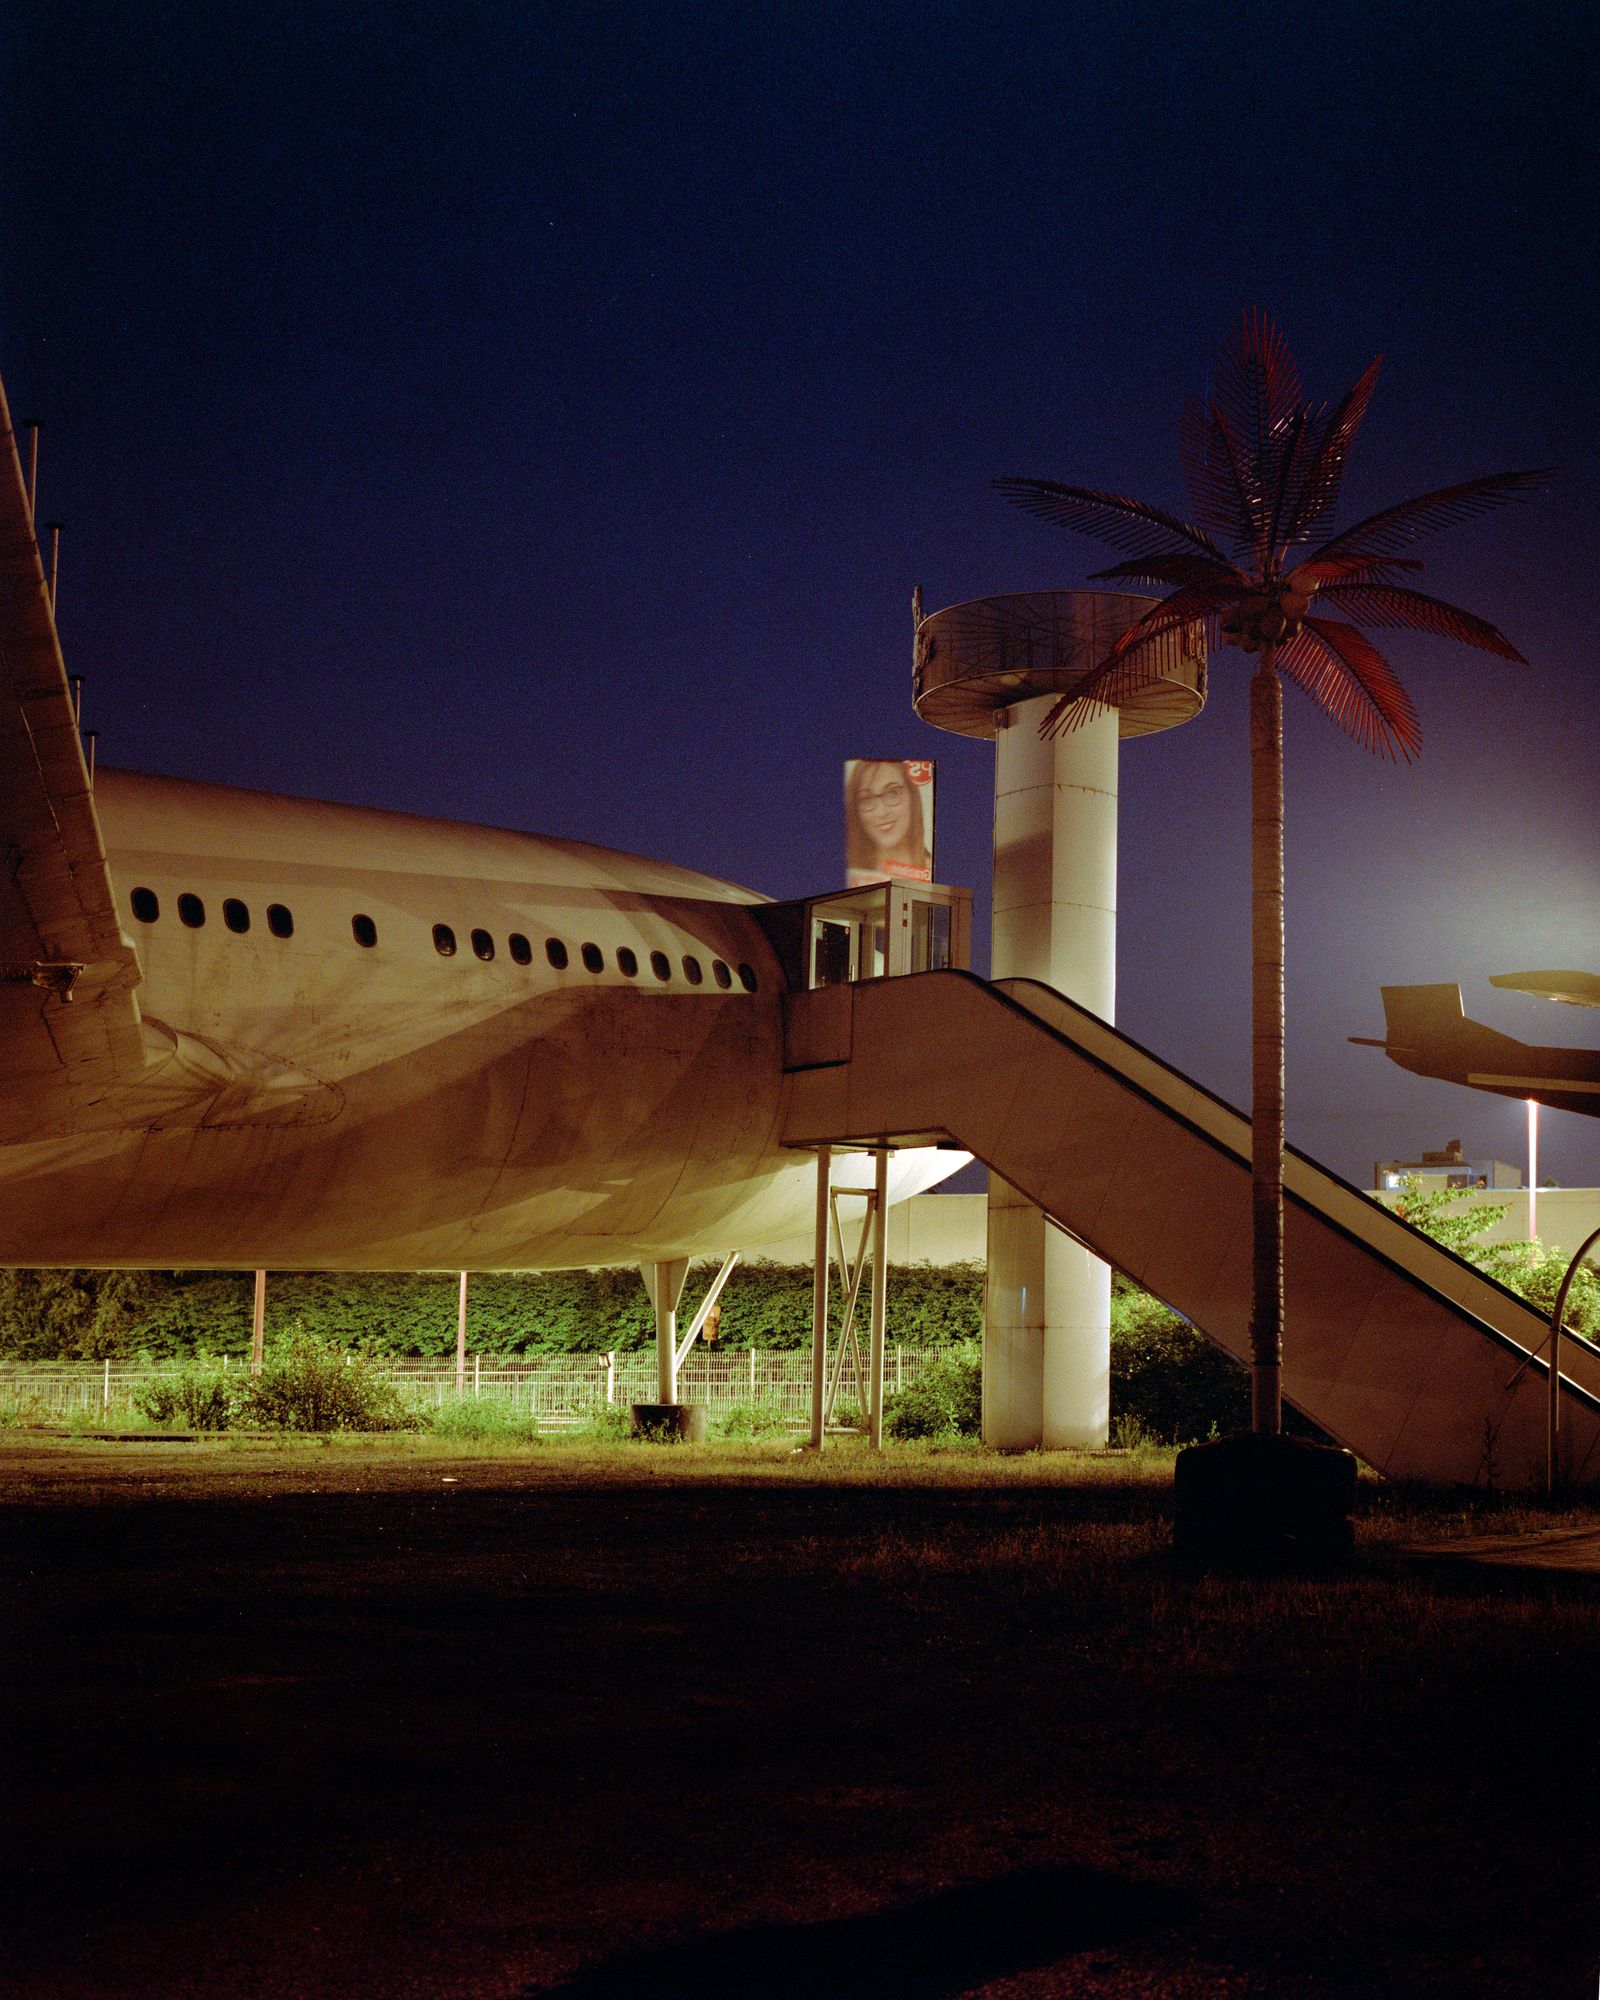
{"left": 996, "top": 310, "right": 1554, "bottom": 1435}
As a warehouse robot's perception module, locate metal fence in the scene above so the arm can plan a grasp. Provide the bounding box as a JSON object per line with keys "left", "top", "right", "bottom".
{"left": 0, "top": 1345, "right": 958, "bottom": 1428}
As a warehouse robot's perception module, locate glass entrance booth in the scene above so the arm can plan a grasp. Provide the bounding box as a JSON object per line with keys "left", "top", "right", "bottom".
{"left": 754, "top": 880, "right": 972, "bottom": 991}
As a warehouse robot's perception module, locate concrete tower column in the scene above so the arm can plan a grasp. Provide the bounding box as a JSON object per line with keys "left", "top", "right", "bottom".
{"left": 912, "top": 586, "right": 1205, "bottom": 1453}
{"left": 984, "top": 693, "right": 1118, "bottom": 1448}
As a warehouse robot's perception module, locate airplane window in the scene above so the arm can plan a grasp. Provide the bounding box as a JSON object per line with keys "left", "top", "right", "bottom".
{"left": 223, "top": 898, "right": 250, "bottom": 934}
{"left": 433, "top": 924, "right": 457, "bottom": 957}
{"left": 178, "top": 893, "right": 206, "bottom": 929}
{"left": 509, "top": 933, "right": 532, "bottom": 965}
{"left": 546, "top": 938, "right": 569, "bottom": 970}
{"left": 471, "top": 929, "right": 495, "bottom": 962}
{"left": 267, "top": 904, "right": 294, "bottom": 940}
{"left": 682, "top": 955, "right": 703, "bottom": 986}
{"left": 712, "top": 959, "right": 732, "bottom": 989}
{"left": 738, "top": 963, "right": 758, "bottom": 993}
{"left": 650, "top": 950, "right": 671, "bottom": 982}
{"left": 580, "top": 942, "right": 603, "bottom": 973}
{"left": 617, "top": 946, "right": 639, "bottom": 978}
{"left": 131, "top": 888, "right": 159, "bottom": 923}
{"left": 352, "top": 914, "right": 378, "bottom": 948}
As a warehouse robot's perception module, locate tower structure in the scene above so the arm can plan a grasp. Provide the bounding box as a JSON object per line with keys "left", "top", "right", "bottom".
{"left": 913, "top": 590, "right": 1205, "bottom": 1447}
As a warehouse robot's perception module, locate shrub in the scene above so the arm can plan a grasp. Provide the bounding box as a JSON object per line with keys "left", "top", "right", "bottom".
{"left": 883, "top": 1342, "right": 982, "bottom": 1440}
{"left": 239, "top": 1331, "right": 420, "bottom": 1433}
{"left": 1110, "top": 1279, "right": 1247, "bottom": 1444}
{"left": 135, "top": 1359, "right": 237, "bottom": 1431}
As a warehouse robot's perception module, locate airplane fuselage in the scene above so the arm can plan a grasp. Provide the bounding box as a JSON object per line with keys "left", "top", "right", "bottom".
{"left": 1, "top": 768, "right": 949, "bottom": 1269}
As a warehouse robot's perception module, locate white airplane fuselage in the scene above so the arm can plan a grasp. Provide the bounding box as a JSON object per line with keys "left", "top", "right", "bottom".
{"left": 1, "top": 767, "right": 954, "bottom": 1270}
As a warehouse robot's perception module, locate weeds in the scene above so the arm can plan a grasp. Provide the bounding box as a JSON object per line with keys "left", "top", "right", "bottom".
{"left": 575, "top": 1401, "right": 634, "bottom": 1442}
{"left": 711, "top": 1397, "right": 791, "bottom": 1441}
{"left": 426, "top": 1395, "right": 541, "bottom": 1443}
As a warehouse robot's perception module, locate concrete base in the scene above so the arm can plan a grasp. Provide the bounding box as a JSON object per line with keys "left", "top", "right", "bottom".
{"left": 1173, "top": 1431, "right": 1357, "bottom": 1570}
{"left": 630, "top": 1402, "right": 708, "bottom": 1443}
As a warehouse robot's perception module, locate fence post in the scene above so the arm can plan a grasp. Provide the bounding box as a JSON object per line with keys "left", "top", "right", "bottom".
{"left": 474, "top": 1353, "right": 480, "bottom": 1398}
{"left": 749, "top": 1347, "right": 757, "bottom": 1400}
{"left": 896, "top": 1343, "right": 903, "bottom": 1393}
{"left": 103, "top": 1356, "right": 110, "bottom": 1412}
{"left": 606, "top": 1350, "right": 616, "bottom": 1404}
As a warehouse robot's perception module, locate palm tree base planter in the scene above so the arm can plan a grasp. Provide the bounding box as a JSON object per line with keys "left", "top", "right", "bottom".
{"left": 1173, "top": 1431, "right": 1358, "bottom": 1571}
{"left": 630, "top": 1402, "right": 708, "bottom": 1442}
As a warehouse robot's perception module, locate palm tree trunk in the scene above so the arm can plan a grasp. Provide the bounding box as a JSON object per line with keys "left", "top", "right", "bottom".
{"left": 1248, "top": 656, "right": 1285, "bottom": 1434}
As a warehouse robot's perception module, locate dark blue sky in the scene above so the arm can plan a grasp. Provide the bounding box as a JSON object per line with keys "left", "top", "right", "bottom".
{"left": 4, "top": 0, "right": 1596, "bottom": 1189}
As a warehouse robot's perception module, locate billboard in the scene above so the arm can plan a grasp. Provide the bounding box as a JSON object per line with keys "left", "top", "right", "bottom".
{"left": 844, "top": 759, "right": 935, "bottom": 887}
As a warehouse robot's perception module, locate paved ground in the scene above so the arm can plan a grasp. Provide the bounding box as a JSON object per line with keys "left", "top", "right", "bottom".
{"left": 1390, "top": 1523, "right": 1600, "bottom": 1577}
{"left": 4, "top": 1435, "right": 1599, "bottom": 1999}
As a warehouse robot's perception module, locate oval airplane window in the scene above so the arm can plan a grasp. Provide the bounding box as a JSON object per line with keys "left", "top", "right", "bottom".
{"left": 471, "top": 928, "right": 495, "bottom": 962}
{"left": 616, "top": 946, "right": 639, "bottom": 978}
{"left": 580, "top": 942, "right": 603, "bottom": 974}
{"left": 712, "top": 959, "right": 732, "bottom": 989}
{"left": 267, "top": 904, "right": 295, "bottom": 940}
{"left": 352, "top": 914, "right": 378, "bottom": 948}
{"left": 433, "top": 924, "right": 457, "bottom": 957}
{"left": 131, "top": 887, "right": 159, "bottom": 923}
{"left": 682, "top": 955, "right": 703, "bottom": 986}
{"left": 650, "top": 950, "right": 671, "bottom": 982}
{"left": 546, "top": 937, "right": 569, "bottom": 970}
{"left": 737, "top": 963, "right": 758, "bottom": 993}
{"left": 508, "top": 933, "right": 532, "bottom": 965}
{"left": 223, "top": 898, "right": 251, "bottom": 934}
{"left": 177, "top": 893, "right": 206, "bottom": 929}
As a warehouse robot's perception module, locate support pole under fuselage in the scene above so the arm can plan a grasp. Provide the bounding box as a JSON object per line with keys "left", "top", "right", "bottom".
{"left": 644, "top": 1258, "right": 690, "bottom": 1404}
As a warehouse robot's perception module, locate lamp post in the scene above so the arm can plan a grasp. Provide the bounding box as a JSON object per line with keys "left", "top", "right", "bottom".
{"left": 1548, "top": 1224, "right": 1600, "bottom": 1497}
{"left": 1526, "top": 1099, "right": 1540, "bottom": 1242}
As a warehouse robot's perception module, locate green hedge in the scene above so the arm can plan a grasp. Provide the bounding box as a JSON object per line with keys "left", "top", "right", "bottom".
{"left": 0, "top": 1260, "right": 985, "bottom": 1360}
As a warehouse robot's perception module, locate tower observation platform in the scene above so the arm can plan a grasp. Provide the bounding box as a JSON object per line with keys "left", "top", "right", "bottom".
{"left": 912, "top": 588, "right": 1207, "bottom": 1450}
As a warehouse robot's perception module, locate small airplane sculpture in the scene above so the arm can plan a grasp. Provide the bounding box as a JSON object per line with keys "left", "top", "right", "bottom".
{"left": 1352, "top": 971, "right": 1600, "bottom": 1119}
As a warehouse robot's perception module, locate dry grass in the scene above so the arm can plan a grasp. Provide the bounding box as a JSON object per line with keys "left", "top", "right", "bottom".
{"left": 4, "top": 1431, "right": 1598, "bottom": 1999}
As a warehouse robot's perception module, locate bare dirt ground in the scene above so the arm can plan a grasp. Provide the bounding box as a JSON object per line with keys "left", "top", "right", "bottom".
{"left": 3, "top": 1433, "right": 1597, "bottom": 1999}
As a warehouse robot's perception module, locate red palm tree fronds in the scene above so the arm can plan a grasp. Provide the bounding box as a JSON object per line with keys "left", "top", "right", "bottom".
{"left": 1282, "top": 356, "right": 1382, "bottom": 546}
{"left": 1263, "top": 405, "right": 1324, "bottom": 559}
{"left": 1213, "top": 308, "right": 1303, "bottom": 483}
{"left": 1316, "top": 582, "right": 1527, "bottom": 661}
{"left": 991, "top": 478, "right": 1224, "bottom": 563}
{"left": 1179, "top": 397, "right": 1260, "bottom": 556}
{"left": 993, "top": 313, "right": 1549, "bottom": 759}
{"left": 1038, "top": 625, "right": 1202, "bottom": 739}
{"left": 1310, "top": 468, "right": 1560, "bottom": 563}
{"left": 1288, "top": 617, "right": 1423, "bottom": 760}
{"left": 1038, "top": 583, "right": 1230, "bottom": 738}
{"left": 1087, "top": 552, "right": 1246, "bottom": 591}
{"left": 1289, "top": 553, "right": 1424, "bottom": 590}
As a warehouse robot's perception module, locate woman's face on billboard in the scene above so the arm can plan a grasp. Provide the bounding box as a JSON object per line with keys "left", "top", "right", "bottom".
{"left": 855, "top": 765, "right": 913, "bottom": 851}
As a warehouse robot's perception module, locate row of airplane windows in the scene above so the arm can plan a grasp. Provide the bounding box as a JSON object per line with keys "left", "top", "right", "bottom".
{"left": 126, "top": 886, "right": 760, "bottom": 991}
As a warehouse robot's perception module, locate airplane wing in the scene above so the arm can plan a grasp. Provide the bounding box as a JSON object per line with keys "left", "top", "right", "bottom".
{"left": 0, "top": 373, "right": 145, "bottom": 1140}
{"left": 1490, "top": 969, "right": 1600, "bottom": 1010}
{"left": 1351, "top": 982, "right": 1600, "bottom": 1120}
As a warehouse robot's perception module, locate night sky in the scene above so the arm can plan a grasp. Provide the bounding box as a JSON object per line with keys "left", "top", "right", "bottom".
{"left": 4, "top": 1, "right": 1596, "bottom": 1192}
